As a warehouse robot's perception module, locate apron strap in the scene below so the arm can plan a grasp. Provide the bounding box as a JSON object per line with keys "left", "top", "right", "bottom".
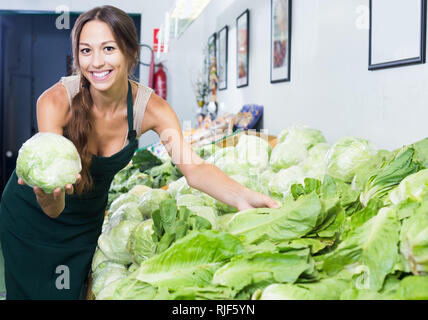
{"left": 126, "top": 80, "right": 137, "bottom": 141}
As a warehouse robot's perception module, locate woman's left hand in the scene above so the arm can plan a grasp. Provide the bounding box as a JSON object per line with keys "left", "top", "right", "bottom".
{"left": 236, "top": 190, "right": 280, "bottom": 211}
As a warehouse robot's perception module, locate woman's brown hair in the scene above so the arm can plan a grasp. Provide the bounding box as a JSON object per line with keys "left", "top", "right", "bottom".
{"left": 63, "top": 5, "right": 140, "bottom": 195}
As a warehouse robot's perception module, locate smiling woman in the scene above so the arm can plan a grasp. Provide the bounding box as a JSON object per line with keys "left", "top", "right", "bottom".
{"left": 66, "top": 7, "right": 141, "bottom": 195}
{"left": 0, "top": 5, "right": 278, "bottom": 300}
{"left": 0, "top": 5, "right": 149, "bottom": 300}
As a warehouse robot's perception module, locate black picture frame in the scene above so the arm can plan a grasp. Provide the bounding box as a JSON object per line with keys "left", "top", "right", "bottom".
{"left": 236, "top": 9, "right": 249, "bottom": 88}
{"left": 369, "top": 0, "right": 427, "bottom": 70}
{"left": 270, "top": 0, "right": 292, "bottom": 83}
{"left": 207, "top": 32, "right": 217, "bottom": 84}
{"left": 217, "top": 26, "right": 228, "bottom": 91}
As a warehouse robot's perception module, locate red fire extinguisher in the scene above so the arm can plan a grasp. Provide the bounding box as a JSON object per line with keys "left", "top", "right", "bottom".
{"left": 154, "top": 63, "right": 167, "bottom": 100}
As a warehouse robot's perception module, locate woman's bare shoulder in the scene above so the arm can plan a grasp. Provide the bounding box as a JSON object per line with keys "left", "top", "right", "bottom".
{"left": 38, "top": 81, "right": 69, "bottom": 106}
{"left": 36, "top": 82, "right": 72, "bottom": 132}
{"left": 142, "top": 93, "right": 176, "bottom": 133}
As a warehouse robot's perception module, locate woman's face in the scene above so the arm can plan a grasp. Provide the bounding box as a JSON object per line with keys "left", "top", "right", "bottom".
{"left": 78, "top": 20, "right": 129, "bottom": 92}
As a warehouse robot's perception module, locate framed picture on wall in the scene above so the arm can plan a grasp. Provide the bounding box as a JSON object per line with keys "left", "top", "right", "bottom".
{"left": 369, "top": 0, "right": 426, "bottom": 70}
{"left": 207, "top": 32, "right": 217, "bottom": 84}
{"left": 236, "top": 9, "right": 249, "bottom": 88}
{"left": 271, "top": 0, "right": 292, "bottom": 83}
{"left": 217, "top": 26, "right": 228, "bottom": 90}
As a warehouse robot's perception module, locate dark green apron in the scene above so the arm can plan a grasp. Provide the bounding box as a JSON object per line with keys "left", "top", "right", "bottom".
{"left": 0, "top": 81, "right": 138, "bottom": 300}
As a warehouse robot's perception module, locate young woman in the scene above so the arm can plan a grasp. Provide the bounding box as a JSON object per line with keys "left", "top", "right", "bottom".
{"left": 0, "top": 5, "right": 278, "bottom": 300}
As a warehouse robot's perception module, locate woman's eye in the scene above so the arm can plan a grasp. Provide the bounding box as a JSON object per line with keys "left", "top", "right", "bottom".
{"left": 104, "top": 46, "right": 115, "bottom": 52}
{"left": 80, "top": 48, "right": 90, "bottom": 54}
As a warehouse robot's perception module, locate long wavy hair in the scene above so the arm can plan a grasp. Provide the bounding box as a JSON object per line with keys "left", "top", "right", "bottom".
{"left": 63, "top": 5, "right": 140, "bottom": 195}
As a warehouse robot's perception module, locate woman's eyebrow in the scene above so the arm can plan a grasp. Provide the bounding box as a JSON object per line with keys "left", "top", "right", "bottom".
{"left": 79, "top": 40, "right": 117, "bottom": 46}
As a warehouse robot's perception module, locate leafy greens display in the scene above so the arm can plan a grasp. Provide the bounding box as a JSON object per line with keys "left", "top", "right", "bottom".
{"left": 92, "top": 126, "right": 428, "bottom": 300}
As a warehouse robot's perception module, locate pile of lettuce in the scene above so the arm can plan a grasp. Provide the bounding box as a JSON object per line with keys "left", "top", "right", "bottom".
{"left": 108, "top": 149, "right": 183, "bottom": 208}
{"left": 93, "top": 126, "right": 428, "bottom": 300}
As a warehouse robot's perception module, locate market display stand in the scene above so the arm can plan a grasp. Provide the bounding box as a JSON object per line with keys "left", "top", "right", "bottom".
{"left": 86, "top": 269, "right": 95, "bottom": 300}
{"left": 214, "top": 130, "right": 277, "bottom": 149}
{"left": 86, "top": 131, "right": 277, "bottom": 300}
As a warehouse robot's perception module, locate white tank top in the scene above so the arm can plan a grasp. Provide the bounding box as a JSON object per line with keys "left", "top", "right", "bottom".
{"left": 60, "top": 75, "right": 153, "bottom": 146}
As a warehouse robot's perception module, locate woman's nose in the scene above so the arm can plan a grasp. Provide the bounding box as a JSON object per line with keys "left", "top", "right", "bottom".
{"left": 91, "top": 51, "right": 105, "bottom": 68}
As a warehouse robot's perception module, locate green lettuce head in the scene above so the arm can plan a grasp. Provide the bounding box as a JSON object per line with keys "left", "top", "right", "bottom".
{"left": 127, "top": 219, "right": 157, "bottom": 264}
{"left": 128, "top": 185, "right": 152, "bottom": 198}
{"left": 268, "top": 165, "right": 306, "bottom": 197}
{"left": 125, "top": 171, "right": 153, "bottom": 190}
{"left": 91, "top": 261, "right": 128, "bottom": 298}
{"left": 270, "top": 140, "right": 308, "bottom": 171}
{"left": 235, "top": 134, "right": 271, "bottom": 170}
{"left": 302, "top": 142, "right": 330, "bottom": 180}
{"left": 97, "top": 220, "right": 140, "bottom": 265}
{"left": 194, "top": 144, "right": 220, "bottom": 160}
{"left": 176, "top": 194, "right": 207, "bottom": 208}
{"left": 271, "top": 125, "right": 326, "bottom": 172}
{"left": 259, "top": 169, "right": 276, "bottom": 193}
{"left": 187, "top": 206, "right": 220, "bottom": 230}
{"left": 206, "top": 146, "right": 238, "bottom": 164}
{"left": 167, "top": 176, "right": 189, "bottom": 198}
{"left": 278, "top": 124, "right": 326, "bottom": 147}
{"left": 325, "top": 136, "right": 377, "bottom": 183}
{"left": 16, "top": 132, "right": 81, "bottom": 193}
{"left": 107, "top": 193, "right": 139, "bottom": 220}
{"left": 91, "top": 248, "right": 109, "bottom": 273}
{"left": 106, "top": 202, "right": 143, "bottom": 232}
{"left": 399, "top": 200, "right": 428, "bottom": 275}
{"left": 138, "top": 189, "right": 171, "bottom": 219}
{"left": 390, "top": 169, "right": 428, "bottom": 205}
{"left": 214, "top": 156, "right": 251, "bottom": 176}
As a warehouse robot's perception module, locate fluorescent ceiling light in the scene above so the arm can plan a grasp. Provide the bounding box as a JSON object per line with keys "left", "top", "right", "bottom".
{"left": 160, "top": 0, "right": 211, "bottom": 42}
{"left": 170, "top": 0, "right": 211, "bottom": 20}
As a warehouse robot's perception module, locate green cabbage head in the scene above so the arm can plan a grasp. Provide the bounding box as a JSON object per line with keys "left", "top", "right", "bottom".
{"left": 206, "top": 146, "right": 238, "bottom": 164}
{"left": 270, "top": 140, "right": 308, "bottom": 171}
{"left": 167, "top": 176, "right": 189, "bottom": 198}
{"left": 271, "top": 125, "right": 326, "bottom": 171}
{"left": 138, "top": 189, "right": 171, "bottom": 219}
{"left": 268, "top": 165, "right": 306, "bottom": 197}
{"left": 127, "top": 219, "right": 157, "bottom": 264}
{"left": 325, "top": 136, "right": 377, "bottom": 183}
{"left": 399, "top": 200, "right": 428, "bottom": 275}
{"left": 302, "top": 142, "right": 330, "bottom": 180}
{"left": 91, "top": 261, "right": 128, "bottom": 298}
{"left": 176, "top": 194, "right": 207, "bottom": 208}
{"left": 107, "top": 193, "right": 139, "bottom": 221}
{"left": 278, "top": 124, "right": 326, "bottom": 147}
{"left": 214, "top": 156, "right": 252, "bottom": 176}
{"left": 390, "top": 169, "right": 428, "bottom": 205}
{"left": 97, "top": 220, "right": 140, "bottom": 265}
{"left": 16, "top": 132, "right": 81, "bottom": 193}
{"left": 106, "top": 202, "right": 143, "bottom": 232}
{"left": 235, "top": 134, "right": 271, "bottom": 170}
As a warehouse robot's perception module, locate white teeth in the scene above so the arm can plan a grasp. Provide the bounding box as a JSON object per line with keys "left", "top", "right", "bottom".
{"left": 92, "top": 71, "right": 110, "bottom": 78}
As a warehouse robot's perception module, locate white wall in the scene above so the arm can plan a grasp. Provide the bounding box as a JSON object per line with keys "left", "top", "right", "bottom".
{"left": 165, "top": 0, "right": 428, "bottom": 151}
{"left": 3, "top": 0, "right": 428, "bottom": 150}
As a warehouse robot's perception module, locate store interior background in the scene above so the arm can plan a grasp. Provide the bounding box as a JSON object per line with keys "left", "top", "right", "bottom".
{"left": 2, "top": 0, "right": 428, "bottom": 151}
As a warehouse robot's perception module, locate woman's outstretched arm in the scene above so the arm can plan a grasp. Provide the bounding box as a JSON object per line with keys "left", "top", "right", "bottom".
{"left": 143, "top": 94, "right": 279, "bottom": 211}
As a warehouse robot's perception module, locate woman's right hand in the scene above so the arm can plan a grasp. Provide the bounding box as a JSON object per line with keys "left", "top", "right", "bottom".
{"left": 17, "top": 174, "right": 81, "bottom": 218}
